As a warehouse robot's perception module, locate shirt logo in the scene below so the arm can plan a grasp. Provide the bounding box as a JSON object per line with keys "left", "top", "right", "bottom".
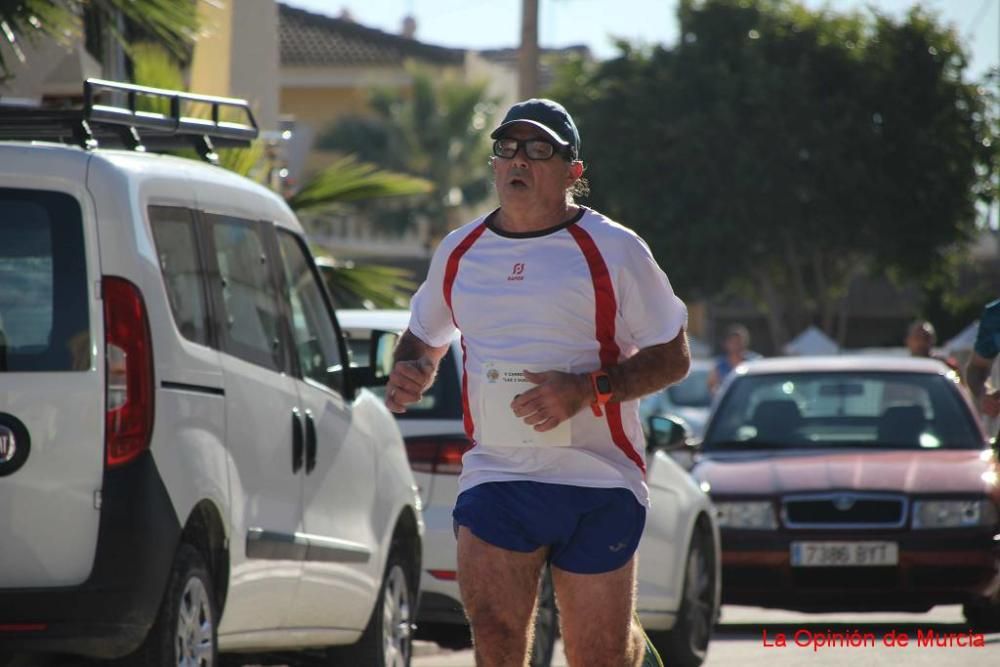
{"left": 507, "top": 262, "right": 525, "bottom": 281}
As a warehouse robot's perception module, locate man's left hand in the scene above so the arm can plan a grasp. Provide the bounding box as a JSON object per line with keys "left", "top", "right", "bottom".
{"left": 511, "top": 370, "right": 591, "bottom": 431}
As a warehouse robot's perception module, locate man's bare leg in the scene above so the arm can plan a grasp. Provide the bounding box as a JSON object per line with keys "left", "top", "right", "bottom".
{"left": 457, "top": 526, "right": 548, "bottom": 667}
{"left": 553, "top": 555, "right": 645, "bottom": 666}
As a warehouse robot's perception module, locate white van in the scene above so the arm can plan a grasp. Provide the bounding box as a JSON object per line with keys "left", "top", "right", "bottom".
{"left": 0, "top": 80, "right": 422, "bottom": 666}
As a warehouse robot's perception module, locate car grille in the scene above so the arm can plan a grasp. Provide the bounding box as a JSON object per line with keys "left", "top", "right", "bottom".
{"left": 782, "top": 493, "right": 907, "bottom": 529}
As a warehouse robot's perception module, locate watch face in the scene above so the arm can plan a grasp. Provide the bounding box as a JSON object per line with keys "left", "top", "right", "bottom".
{"left": 596, "top": 374, "right": 612, "bottom": 394}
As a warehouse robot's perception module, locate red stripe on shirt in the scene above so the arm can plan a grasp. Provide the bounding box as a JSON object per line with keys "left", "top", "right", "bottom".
{"left": 567, "top": 224, "right": 646, "bottom": 474}
{"left": 443, "top": 222, "right": 488, "bottom": 442}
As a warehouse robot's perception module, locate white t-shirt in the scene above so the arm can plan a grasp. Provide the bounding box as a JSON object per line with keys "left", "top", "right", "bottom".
{"left": 408, "top": 206, "right": 687, "bottom": 506}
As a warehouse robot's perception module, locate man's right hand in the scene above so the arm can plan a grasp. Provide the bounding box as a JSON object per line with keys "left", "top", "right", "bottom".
{"left": 386, "top": 356, "right": 436, "bottom": 413}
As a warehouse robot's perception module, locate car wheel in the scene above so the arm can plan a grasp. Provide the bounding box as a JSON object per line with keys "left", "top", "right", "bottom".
{"left": 529, "top": 565, "right": 558, "bottom": 667}
{"left": 964, "top": 599, "right": 1000, "bottom": 633}
{"left": 123, "top": 543, "right": 217, "bottom": 667}
{"left": 648, "top": 525, "right": 716, "bottom": 667}
{"left": 328, "top": 548, "right": 414, "bottom": 667}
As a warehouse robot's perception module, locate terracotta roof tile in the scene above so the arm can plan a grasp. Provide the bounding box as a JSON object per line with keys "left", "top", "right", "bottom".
{"left": 279, "top": 4, "right": 465, "bottom": 67}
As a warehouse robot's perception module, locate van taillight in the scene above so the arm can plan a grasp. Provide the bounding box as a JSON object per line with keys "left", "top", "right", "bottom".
{"left": 103, "top": 277, "right": 154, "bottom": 468}
{"left": 404, "top": 437, "right": 471, "bottom": 475}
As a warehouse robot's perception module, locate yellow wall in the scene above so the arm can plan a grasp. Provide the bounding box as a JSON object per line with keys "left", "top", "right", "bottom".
{"left": 281, "top": 87, "right": 372, "bottom": 130}
{"left": 189, "top": 1, "right": 233, "bottom": 96}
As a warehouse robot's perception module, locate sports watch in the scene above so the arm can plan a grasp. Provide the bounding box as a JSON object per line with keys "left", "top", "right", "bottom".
{"left": 589, "top": 370, "right": 613, "bottom": 417}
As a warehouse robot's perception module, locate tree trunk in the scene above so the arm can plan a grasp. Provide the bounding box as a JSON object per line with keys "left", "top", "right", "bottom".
{"left": 519, "top": 0, "right": 540, "bottom": 99}
{"left": 755, "top": 269, "right": 790, "bottom": 353}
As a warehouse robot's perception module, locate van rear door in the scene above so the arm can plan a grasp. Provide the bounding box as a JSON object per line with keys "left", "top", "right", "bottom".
{"left": 0, "top": 173, "right": 105, "bottom": 588}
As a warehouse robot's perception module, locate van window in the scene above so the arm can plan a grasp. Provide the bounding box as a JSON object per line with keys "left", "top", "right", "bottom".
{"left": 276, "top": 230, "right": 344, "bottom": 392}
{"left": 149, "top": 206, "right": 210, "bottom": 346}
{"left": 0, "top": 188, "right": 90, "bottom": 372}
{"left": 208, "top": 215, "right": 283, "bottom": 372}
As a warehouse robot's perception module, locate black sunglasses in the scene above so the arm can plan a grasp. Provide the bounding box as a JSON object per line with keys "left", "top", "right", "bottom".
{"left": 492, "top": 137, "right": 572, "bottom": 161}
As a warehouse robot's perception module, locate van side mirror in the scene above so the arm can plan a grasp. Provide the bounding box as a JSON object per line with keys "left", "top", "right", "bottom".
{"left": 647, "top": 415, "right": 690, "bottom": 453}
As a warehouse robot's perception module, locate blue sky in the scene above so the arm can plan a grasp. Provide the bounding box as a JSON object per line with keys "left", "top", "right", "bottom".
{"left": 284, "top": 0, "right": 1000, "bottom": 79}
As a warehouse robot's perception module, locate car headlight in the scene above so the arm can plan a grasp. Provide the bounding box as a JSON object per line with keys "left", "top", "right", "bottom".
{"left": 912, "top": 499, "right": 999, "bottom": 529}
{"left": 716, "top": 501, "right": 778, "bottom": 529}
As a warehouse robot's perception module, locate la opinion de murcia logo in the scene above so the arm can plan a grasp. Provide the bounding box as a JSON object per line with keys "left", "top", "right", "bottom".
{"left": 0, "top": 426, "right": 15, "bottom": 464}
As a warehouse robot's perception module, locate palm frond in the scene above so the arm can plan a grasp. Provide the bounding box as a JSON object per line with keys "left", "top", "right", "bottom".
{"left": 0, "top": 0, "right": 198, "bottom": 79}
{"left": 316, "top": 258, "right": 417, "bottom": 309}
{"left": 287, "top": 155, "right": 433, "bottom": 214}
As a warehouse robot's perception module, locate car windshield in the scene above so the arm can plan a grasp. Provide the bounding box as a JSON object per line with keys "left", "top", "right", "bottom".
{"left": 702, "top": 371, "right": 981, "bottom": 451}
{"left": 666, "top": 367, "right": 711, "bottom": 407}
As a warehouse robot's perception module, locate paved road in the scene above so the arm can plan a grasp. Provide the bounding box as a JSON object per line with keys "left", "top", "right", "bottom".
{"left": 413, "top": 605, "right": 1000, "bottom": 666}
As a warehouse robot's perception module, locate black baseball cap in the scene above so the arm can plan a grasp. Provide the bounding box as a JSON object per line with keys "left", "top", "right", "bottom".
{"left": 490, "top": 98, "right": 581, "bottom": 158}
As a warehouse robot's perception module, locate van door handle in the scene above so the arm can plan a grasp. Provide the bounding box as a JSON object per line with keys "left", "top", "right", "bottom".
{"left": 291, "top": 408, "right": 304, "bottom": 474}
{"left": 305, "top": 410, "right": 317, "bottom": 474}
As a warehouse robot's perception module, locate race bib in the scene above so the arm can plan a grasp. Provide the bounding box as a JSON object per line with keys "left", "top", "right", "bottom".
{"left": 479, "top": 361, "right": 572, "bottom": 448}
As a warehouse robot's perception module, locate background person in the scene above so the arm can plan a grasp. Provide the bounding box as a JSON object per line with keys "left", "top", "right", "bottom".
{"left": 905, "top": 319, "right": 960, "bottom": 375}
{"left": 707, "top": 323, "right": 759, "bottom": 394}
{"left": 384, "top": 98, "right": 687, "bottom": 667}
{"left": 966, "top": 299, "right": 1000, "bottom": 436}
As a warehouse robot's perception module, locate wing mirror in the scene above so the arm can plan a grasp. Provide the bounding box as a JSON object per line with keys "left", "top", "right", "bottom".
{"left": 647, "top": 415, "right": 691, "bottom": 453}
{"left": 344, "top": 329, "right": 399, "bottom": 390}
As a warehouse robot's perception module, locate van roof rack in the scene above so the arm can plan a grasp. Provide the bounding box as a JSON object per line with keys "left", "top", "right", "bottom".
{"left": 0, "top": 78, "right": 258, "bottom": 164}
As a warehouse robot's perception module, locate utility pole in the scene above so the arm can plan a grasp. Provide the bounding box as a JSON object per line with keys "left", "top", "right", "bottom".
{"left": 518, "top": 0, "right": 539, "bottom": 98}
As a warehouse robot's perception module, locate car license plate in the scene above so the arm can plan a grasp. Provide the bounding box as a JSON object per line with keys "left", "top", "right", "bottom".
{"left": 790, "top": 541, "right": 898, "bottom": 567}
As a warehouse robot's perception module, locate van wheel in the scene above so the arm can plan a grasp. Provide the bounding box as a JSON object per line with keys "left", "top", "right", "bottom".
{"left": 648, "top": 526, "right": 716, "bottom": 667}
{"left": 125, "top": 543, "right": 217, "bottom": 666}
{"left": 328, "top": 549, "right": 414, "bottom": 667}
{"left": 529, "top": 565, "right": 558, "bottom": 667}
{"left": 964, "top": 600, "right": 1000, "bottom": 633}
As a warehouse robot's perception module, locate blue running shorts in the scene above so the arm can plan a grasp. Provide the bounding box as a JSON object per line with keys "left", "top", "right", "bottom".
{"left": 453, "top": 481, "right": 646, "bottom": 574}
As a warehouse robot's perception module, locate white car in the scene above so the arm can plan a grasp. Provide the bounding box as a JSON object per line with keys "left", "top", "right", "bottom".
{"left": 641, "top": 358, "right": 714, "bottom": 438}
{"left": 339, "top": 309, "right": 721, "bottom": 666}
{"left": 0, "top": 80, "right": 422, "bottom": 666}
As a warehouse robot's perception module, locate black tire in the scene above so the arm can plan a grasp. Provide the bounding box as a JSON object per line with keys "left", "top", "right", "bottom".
{"left": 328, "top": 549, "right": 415, "bottom": 667}
{"left": 529, "top": 565, "right": 558, "bottom": 667}
{"left": 964, "top": 600, "right": 1000, "bottom": 633}
{"left": 415, "top": 622, "right": 472, "bottom": 650}
{"left": 123, "top": 543, "right": 218, "bottom": 667}
{"left": 648, "top": 526, "right": 717, "bottom": 667}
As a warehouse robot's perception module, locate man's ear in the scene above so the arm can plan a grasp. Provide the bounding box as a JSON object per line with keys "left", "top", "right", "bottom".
{"left": 568, "top": 161, "right": 584, "bottom": 181}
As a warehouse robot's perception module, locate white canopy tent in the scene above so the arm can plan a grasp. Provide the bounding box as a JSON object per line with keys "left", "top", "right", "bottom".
{"left": 783, "top": 325, "right": 840, "bottom": 356}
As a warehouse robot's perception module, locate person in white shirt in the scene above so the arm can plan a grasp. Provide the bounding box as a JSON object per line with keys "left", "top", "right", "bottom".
{"left": 385, "top": 98, "right": 689, "bottom": 667}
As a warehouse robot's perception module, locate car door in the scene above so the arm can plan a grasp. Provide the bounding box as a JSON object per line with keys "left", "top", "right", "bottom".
{"left": 0, "top": 183, "right": 103, "bottom": 588}
{"left": 202, "top": 213, "right": 303, "bottom": 634}
{"left": 273, "top": 229, "right": 379, "bottom": 631}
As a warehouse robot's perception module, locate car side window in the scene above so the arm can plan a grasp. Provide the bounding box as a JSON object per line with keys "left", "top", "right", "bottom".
{"left": 276, "top": 230, "right": 344, "bottom": 392}
{"left": 0, "top": 188, "right": 89, "bottom": 372}
{"left": 149, "top": 206, "right": 210, "bottom": 346}
{"left": 208, "top": 214, "right": 283, "bottom": 372}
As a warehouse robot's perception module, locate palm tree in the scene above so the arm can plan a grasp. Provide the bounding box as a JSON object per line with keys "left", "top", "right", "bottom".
{"left": 131, "top": 42, "right": 431, "bottom": 308}
{"left": 317, "top": 65, "right": 498, "bottom": 245}
{"left": 0, "top": 0, "right": 198, "bottom": 80}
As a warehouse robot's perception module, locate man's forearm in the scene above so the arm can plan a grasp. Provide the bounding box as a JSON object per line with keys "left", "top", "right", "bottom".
{"left": 606, "top": 330, "right": 691, "bottom": 403}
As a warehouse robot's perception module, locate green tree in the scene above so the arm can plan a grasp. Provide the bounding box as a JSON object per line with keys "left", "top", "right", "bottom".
{"left": 132, "top": 42, "right": 430, "bottom": 308}
{"left": 317, "top": 66, "right": 498, "bottom": 243}
{"left": 0, "top": 0, "right": 198, "bottom": 80}
{"left": 548, "top": 0, "right": 995, "bottom": 349}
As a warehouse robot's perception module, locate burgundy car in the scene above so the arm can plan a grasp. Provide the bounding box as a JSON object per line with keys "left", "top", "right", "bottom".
{"left": 689, "top": 356, "right": 1000, "bottom": 631}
